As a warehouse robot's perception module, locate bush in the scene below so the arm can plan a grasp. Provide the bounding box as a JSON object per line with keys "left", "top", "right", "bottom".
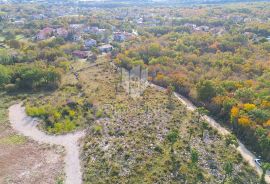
{"left": 49, "top": 119, "right": 76, "bottom": 134}
{"left": 225, "top": 134, "right": 239, "bottom": 147}
{"left": 96, "top": 109, "right": 104, "bottom": 119}
{"left": 92, "top": 125, "right": 102, "bottom": 135}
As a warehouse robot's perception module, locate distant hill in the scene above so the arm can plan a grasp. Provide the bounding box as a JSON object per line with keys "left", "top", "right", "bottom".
{"left": 3, "top": 0, "right": 270, "bottom": 6}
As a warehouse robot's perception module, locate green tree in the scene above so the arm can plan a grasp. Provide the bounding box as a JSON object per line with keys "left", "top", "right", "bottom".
{"left": 191, "top": 148, "right": 199, "bottom": 166}
{"left": 195, "top": 107, "right": 209, "bottom": 124}
{"left": 225, "top": 134, "right": 239, "bottom": 147}
{"left": 235, "top": 88, "right": 255, "bottom": 103}
{"left": 188, "top": 127, "right": 195, "bottom": 142}
{"left": 201, "top": 121, "right": 208, "bottom": 141}
{"left": 167, "top": 129, "right": 180, "bottom": 178}
{"left": 197, "top": 80, "right": 216, "bottom": 102}
{"left": 166, "top": 84, "right": 175, "bottom": 110}
{"left": 223, "top": 162, "right": 233, "bottom": 183}
{"left": 167, "top": 129, "right": 179, "bottom": 152}
{"left": 261, "top": 162, "right": 270, "bottom": 184}
{"left": 0, "top": 64, "right": 11, "bottom": 87}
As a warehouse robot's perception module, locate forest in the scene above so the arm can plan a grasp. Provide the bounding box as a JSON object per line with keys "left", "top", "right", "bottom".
{"left": 114, "top": 5, "right": 270, "bottom": 161}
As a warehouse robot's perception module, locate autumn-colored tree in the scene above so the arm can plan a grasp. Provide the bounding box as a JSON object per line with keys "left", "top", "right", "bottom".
{"left": 238, "top": 116, "right": 252, "bottom": 127}
{"left": 231, "top": 106, "right": 239, "bottom": 119}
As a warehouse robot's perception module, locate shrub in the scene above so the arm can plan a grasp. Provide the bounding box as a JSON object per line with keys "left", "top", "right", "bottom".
{"left": 92, "top": 125, "right": 102, "bottom": 135}
{"left": 225, "top": 134, "right": 238, "bottom": 147}
{"left": 96, "top": 109, "right": 104, "bottom": 119}
{"left": 64, "top": 119, "right": 76, "bottom": 132}
{"left": 53, "top": 111, "right": 62, "bottom": 121}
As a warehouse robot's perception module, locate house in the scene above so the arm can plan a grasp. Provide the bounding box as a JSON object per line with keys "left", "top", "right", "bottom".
{"left": 84, "top": 39, "right": 97, "bottom": 48}
{"left": 114, "top": 32, "right": 135, "bottom": 42}
{"left": 244, "top": 32, "right": 258, "bottom": 41}
{"left": 69, "top": 24, "right": 84, "bottom": 33}
{"left": 114, "top": 32, "right": 126, "bottom": 42}
{"left": 87, "top": 53, "right": 97, "bottom": 63}
{"left": 183, "top": 23, "right": 197, "bottom": 29}
{"left": 98, "top": 44, "right": 113, "bottom": 53}
{"left": 83, "top": 26, "right": 92, "bottom": 33}
{"left": 136, "top": 17, "right": 143, "bottom": 24}
{"left": 32, "top": 14, "right": 46, "bottom": 20}
{"left": 195, "top": 26, "right": 210, "bottom": 32}
{"left": 13, "top": 20, "right": 25, "bottom": 26}
{"left": 55, "top": 28, "right": 68, "bottom": 38}
{"left": 36, "top": 27, "right": 54, "bottom": 40}
{"left": 87, "top": 27, "right": 106, "bottom": 35}
{"left": 72, "top": 34, "right": 82, "bottom": 42}
{"left": 210, "top": 27, "right": 226, "bottom": 36}
{"left": 72, "top": 50, "right": 91, "bottom": 59}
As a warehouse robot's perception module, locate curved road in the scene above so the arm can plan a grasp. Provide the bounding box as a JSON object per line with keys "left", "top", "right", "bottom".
{"left": 9, "top": 103, "right": 85, "bottom": 184}
{"left": 150, "top": 84, "right": 270, "bottom": 183}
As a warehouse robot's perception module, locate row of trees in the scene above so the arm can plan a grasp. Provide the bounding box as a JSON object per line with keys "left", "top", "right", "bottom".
{"left": 0, "top": 63, "right": 61, "bottom": 91}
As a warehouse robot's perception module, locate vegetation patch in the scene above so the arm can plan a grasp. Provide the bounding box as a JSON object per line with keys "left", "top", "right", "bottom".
{"left": 0, "top": 134, "right": 26, "bottom": 145}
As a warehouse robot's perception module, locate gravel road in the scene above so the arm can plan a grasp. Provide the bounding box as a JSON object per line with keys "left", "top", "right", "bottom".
{"left": 9, "top": 103, "right": 85, "bottom": 184}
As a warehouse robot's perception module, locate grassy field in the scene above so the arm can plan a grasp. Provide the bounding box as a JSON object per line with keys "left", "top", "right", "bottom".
{"left": 78, "top": 59, "right": 259, "bottom": 183}
{"left": 24, "top": 57, "right": 261, "bottom": 183}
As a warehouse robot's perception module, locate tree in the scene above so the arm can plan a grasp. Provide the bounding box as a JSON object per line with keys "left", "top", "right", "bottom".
{"left": 261, "top": 162, "right": 270, "bottom": 184}
{"left": 0, "top": 50, "right": 13, "bottom": 65}
{"left": 225, "top": 134, "right": 238, "bottom": 147}
{"left": 223, "top": 162, "right": 233, "bottom": 183}
{"left": 201, "top": 121, "right": 208, "bottom": 141}
{"left": 0, "top": 64, "right": 11, "bottom": 87}
{"left": 235, "top": 88, "right": 255, "bottom": 103}
{"left": 196, "top": 80, "right": 216, "bottom": 102}
{"left": 191, "top": 148, "right": 199, "bottom": 166}
{"left": 167, "top": 129, "right": 180, "bottom": 178}
{"left": 195, "top": 107, "right": 209, "bottom": 124}
{"left": 167, "top": 129, "right": 179, "bottom": 152}
{"left": 166, "top": 84, "right": 175, "bottom": 110}
{"left": 147, "top": 43, "right": 161, "bottom": 58}
{"left": 188, "top": 127, "right": 195, "bottom": 142}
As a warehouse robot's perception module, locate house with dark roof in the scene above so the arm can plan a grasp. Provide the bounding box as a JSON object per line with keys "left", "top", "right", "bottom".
{"left": 98, "top": 44, "right": 113, "bottom": 53}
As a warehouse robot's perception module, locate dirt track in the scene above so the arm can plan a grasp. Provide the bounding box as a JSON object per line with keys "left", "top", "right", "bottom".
{"left": 9, "top": 103, "right": 85, "bottom": 184}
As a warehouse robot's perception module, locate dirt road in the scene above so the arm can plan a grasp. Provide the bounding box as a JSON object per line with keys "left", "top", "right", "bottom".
{"left": 151, "top": 83, "right": 270, "bottom": 183}
{"left": 9, "top": 103, "right": 85, "bottom": 184}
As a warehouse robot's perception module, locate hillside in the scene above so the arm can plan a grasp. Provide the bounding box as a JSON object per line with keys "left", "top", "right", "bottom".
{"left": 0, "top": 2, "right": 269, "bottom": 184}
{"left": 23, "top": 57, "right": 260, "bottom": 183}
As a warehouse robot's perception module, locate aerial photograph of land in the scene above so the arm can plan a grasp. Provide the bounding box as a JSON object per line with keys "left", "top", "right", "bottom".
{"left": 0, "top": 0, "right": 269, "bottom": 183}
